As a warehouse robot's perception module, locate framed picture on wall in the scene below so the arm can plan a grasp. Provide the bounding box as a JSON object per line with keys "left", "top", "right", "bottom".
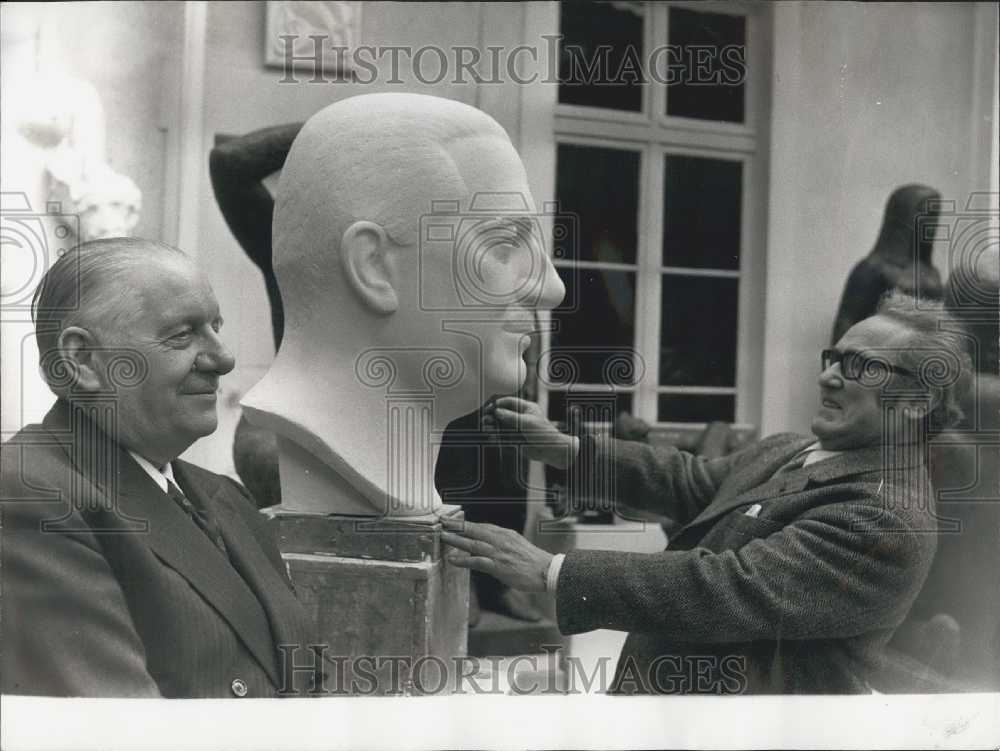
{"left": 264, "top": 0, "right": 362, "bottom": 74}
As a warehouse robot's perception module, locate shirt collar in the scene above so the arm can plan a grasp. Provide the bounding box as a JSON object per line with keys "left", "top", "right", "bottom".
{"left": 127, "top": 451, "right": 176, "bottom": 493}
{"left": 801, "top": 441, "right": 842, "bottom": 467}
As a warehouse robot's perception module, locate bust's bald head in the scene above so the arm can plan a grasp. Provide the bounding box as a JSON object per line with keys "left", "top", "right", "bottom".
{"left": 272, "top": 93, "right": 512, "bottom": 327}
{"left": 243, "top": 93, "right": 566, "bottom": 515}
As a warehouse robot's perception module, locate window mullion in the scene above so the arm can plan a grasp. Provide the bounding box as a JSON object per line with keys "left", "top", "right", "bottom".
{"left": 735, "top": 152, "right": 756, "bottom": 425}
{"left": 633, "top": 140, "right": 664, "bottom": 423}
{"left": 654, "top": 0, "right": 669, "bottom": 122}
{"left": 642, "top": 1, "right": 662, "bottom": 122}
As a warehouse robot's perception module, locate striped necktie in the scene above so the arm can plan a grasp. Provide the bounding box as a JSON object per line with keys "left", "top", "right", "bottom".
{"left": 166, "top": 478, "right": 229, "bottom": 556}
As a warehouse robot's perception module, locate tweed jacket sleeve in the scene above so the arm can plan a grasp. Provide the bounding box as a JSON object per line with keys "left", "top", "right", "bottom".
{"left": 556, "top": 439, "right": 934, "bottom": 644}
{"left": 574, "top": 433, "right": 755, "bottom": 526}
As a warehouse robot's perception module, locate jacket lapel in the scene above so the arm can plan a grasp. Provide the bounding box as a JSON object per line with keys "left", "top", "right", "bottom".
{"left": 42, "top": 401, "right": 282, "bottom": 686}
{"left": 117, "top": 458, "right": 282, "bottom": 686}
{"left": 213, "top": 493, "right": 315, "bottom": 655}
{"left": 175, "top": 462, "right": 315, "bottom": 662}
{"left": 678, "top": 439, "right": 901, "bottom": 534}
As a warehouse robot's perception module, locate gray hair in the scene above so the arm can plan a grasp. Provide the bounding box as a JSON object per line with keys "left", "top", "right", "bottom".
{"left": 31, "top": 237, "right": 187, "bottom": 391}
{"left": 875, "top": 289, "right": 974, "bottom": 431}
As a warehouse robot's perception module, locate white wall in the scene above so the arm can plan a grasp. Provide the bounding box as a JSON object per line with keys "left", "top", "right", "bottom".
{"left": 0, "top": 2, "right": 182, "bottom": 435}
{"left": 761, "top": 1, "right": 995, "bottom": 436}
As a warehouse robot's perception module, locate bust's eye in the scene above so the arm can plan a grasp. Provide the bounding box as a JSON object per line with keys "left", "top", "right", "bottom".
{"left": 490, "top": 242, "right": 516, "bottom": 263}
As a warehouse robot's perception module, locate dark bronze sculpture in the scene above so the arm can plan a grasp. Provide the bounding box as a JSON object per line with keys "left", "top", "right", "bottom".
{"left": 831, "top": 184, "right": 944, "bottom": 343}
{"left": 209, "top": 124, "right": 302, "bottom": 509}
{"left": 210, "top": 124, "right": 302, "bottom": 348}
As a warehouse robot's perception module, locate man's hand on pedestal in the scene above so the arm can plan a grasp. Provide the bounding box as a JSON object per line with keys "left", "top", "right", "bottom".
{"left": 441, "top": 519, "right": 553, "bottom": 594}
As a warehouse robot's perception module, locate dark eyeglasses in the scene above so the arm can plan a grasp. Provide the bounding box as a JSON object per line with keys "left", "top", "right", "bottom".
{"left": 821, "top": 348, "right": 918, "bottom": 383}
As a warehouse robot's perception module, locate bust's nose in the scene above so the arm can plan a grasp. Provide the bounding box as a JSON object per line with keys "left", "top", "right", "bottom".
{"left": 534, "top": 254, "right": 565, "bottom": 312}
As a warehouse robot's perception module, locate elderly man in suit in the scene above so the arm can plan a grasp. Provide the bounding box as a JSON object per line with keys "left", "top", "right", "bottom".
{"left": 443, "top": 291, "right": 973, "bottom": 694}
{"left": 1, "top": 238, "right": 319, "bottom": 698}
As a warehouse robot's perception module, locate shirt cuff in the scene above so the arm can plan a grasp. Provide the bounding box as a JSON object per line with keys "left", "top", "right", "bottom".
{"left": 546, "top": 553, "right": 565, "bottom": 594}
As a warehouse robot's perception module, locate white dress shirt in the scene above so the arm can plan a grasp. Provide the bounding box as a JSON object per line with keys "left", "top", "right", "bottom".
{"left": 127, "top": 451, "right": 176, "bottom": 494}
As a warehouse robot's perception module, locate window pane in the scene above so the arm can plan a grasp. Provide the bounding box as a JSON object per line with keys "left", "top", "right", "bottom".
{"left": 660, "top": 275, "right": 738, "bottom": 386}
{"left": 556, "top": 143, "right": 640, "bottom": 264}
{"left": 559, "top": 1, "right": 644, "bottom": 112}
{"left": 550, "top": 267, "right": 636, "bottom": 384}
{"left": 663, "top": 155, "right": 742, "bottom": 270}
{"left": 666, "top": 7, "right": 746, "bottom": 123}
{"left": 547, "top": 390, "right": 633, "bottom": 426}
{"left": 658, "top": 394, "right": 735, "bottom": 423}
{"left": 547, "top": 389, "right": 634, "bottom": 524}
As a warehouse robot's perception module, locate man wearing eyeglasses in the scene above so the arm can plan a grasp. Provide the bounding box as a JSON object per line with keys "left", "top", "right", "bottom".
{"left": 442, "top": 290, "right": 974, "bottom": 694}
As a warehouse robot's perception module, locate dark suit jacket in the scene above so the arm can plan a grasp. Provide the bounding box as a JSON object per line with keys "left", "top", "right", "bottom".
{"left": 1, "top": 400, "right": 320, "bottom": 697}
{"left": 555, "top": 433, "right": 937, "bottom": 694}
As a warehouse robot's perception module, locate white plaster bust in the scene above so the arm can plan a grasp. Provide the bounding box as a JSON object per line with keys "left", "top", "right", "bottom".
{"left": 241, "top": 93, "right": 565, "bottom": 517}
{"left": 47, "top": 155, "right": 142, "bottom": 241}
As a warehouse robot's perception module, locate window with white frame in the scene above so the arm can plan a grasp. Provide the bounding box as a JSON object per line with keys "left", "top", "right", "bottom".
{"left": 540, "top": 1, "right": 768, "bottom": 438}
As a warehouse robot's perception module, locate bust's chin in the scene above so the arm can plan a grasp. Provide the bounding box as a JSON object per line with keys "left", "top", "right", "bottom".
{"left": 483, "top": 361, "right": 527, "bottom": 402}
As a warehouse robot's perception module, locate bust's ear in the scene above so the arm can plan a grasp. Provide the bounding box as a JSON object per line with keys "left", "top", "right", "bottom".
{"left": 340, "top": 221, "right": 398, "bottom": 315}
{"left": 56, "top": 326, "right": 103, "bottom": 392}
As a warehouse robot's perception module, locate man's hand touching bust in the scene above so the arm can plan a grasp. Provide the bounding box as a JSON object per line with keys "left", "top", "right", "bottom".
{"left": 442, "top": 397, "right": 580, "bottom": 593}
{"left": 482, "top": 396, "right": 580, "bottom": 470}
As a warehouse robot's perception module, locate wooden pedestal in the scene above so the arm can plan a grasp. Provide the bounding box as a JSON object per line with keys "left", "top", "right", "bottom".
{"left": 272, "top": 505, "right": 469, "bottom": 695}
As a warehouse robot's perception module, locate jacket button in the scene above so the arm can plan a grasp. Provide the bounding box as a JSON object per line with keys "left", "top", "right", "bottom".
{"left": 231, "top": 678, "right": 248, "bottom": 697}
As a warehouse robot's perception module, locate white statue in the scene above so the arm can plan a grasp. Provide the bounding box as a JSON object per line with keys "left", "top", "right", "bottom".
{"left": 47, "top": 153, "right": 142, "bottom": 241}
{"left": 242, "top": 93, "right": 565, "bottom": 518}
{"left": 0, "top": 3, "right": 127, "bottom": 435}
{"left": 1, "top": 4, "right": 142, "bottom": 245}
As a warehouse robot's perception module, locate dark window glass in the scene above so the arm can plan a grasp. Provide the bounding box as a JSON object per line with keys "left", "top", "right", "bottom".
{"left": 550, "top": 267, "right": 636, "bottom": 385}
{"left": 663, "top": 155, "right": 742, "bottom": 269}
{"left": 559, "top": 1, "right": 644, "bottom": 112}
{"left": 660, "top": 275, "right": 738, "bottom": 386}
{"left": 556, "top": 143, "right": 640, "bottom": 264}
{"left": 666, "top": 7, "right": 746, "bottom": 123}
{"left": 657, "top": 394, "right": 735, "bottom": 423}
{"left": 547, "top": 390, "right": 633, "bottom": 426}
{"left": 546, "top": 390, "right": 630, "bottom": 523}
